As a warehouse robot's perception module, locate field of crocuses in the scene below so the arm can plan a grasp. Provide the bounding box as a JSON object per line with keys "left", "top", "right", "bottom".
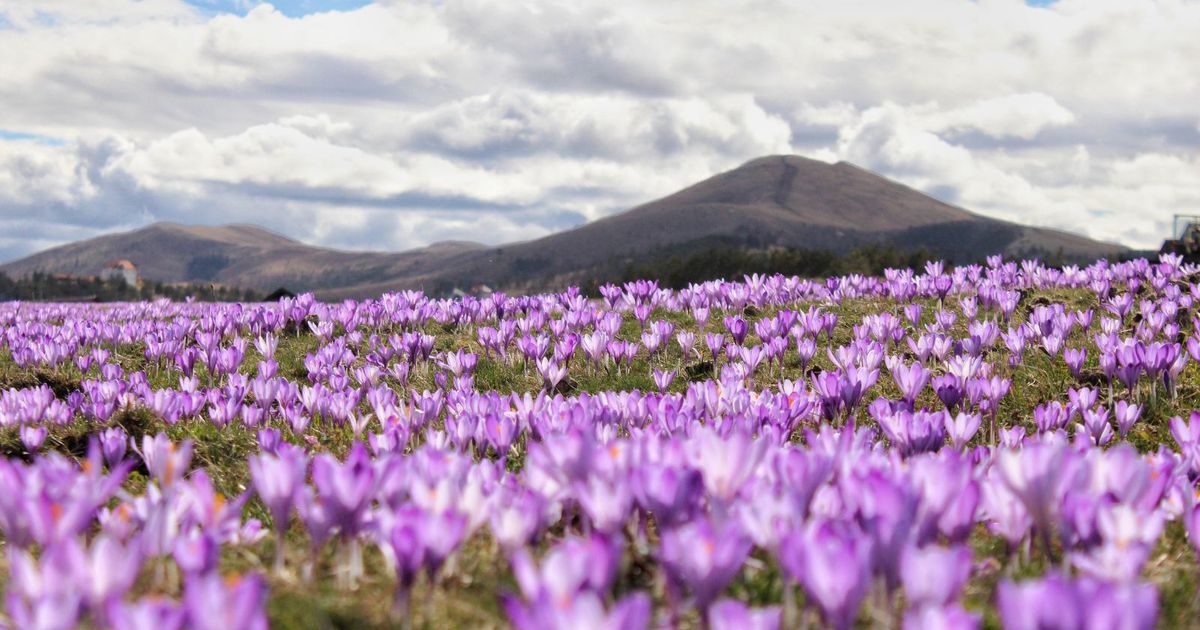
{"left": 5, "top": 255, "right": 1200, "bottom": 629}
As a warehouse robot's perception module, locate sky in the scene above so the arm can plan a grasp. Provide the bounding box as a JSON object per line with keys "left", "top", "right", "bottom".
{"left": 0, "top": 0, "right": 1197, "bottom": 263}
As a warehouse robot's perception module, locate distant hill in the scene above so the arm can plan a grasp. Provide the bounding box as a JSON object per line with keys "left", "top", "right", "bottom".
{"left": 0, "top": 221, "right": 485, "bottom": 297}
{"left": 313, "top": 155, "right": 1127, "bottom": 297}
{"left": 1, "top": 155, "right": 1127, "bottom": 299}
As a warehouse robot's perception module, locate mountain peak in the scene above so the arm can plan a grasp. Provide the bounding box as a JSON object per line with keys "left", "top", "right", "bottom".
{"left": 650, "top": 154, "right": 973, "bottom": 230}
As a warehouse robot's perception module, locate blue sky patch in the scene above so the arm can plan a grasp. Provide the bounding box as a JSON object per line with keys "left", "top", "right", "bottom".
{"left": 0, "top": 130, "right": 65, "bottom": 146}
{"left": 184, "top": 0, "right": 373, "bottom": 18}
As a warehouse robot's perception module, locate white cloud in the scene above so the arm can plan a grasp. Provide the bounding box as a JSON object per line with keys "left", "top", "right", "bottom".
{"left": 0, "top": 140, "right": 96, "bottom": 206}
{"left": 0, "top": 0, "right": 1197, "bottom": 258}
{"left": 922, "top": 93, "right": 1076, "bottom": 140}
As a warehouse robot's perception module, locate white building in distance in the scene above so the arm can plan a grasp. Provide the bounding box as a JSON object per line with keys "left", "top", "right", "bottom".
{"left": 101, "top": 259, "right": 139, "bottom": 288}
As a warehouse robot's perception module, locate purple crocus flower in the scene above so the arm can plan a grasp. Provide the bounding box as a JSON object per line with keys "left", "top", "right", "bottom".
{"left": 506, "top": 533, "right": 627, "bottom": 629}
{"left": 844, "top": 470, "right": 918, "bottom": 592}
{"left": 135, "top": 433, "right": 193, "bottom": 487}
{"left": 909, "top": 451, "right": 979, "bottom": 544}
{"left": 659, "top": 517, "right": 752, "bottom": 610}
{"left": 891, "top": 361, "right": 930, "bottom": 404}
{"left": 485, "top": 413, "right": 518, "bottom": 457}
{"left": 688, "top": 427, "right": 766, "bottom": 507}
{"left": 574, "top": 473, "right": 634, "bottom": 534}
{"left": 1064, "top": 347, "right": 1087, "bottom": 379}
{"left": 943, "top": 412, "right": 981, "bottom": 450}
{"left": 1068, "top": 386, "right": 1099, "bottom": 415}
{"left": 794, "top": 336, "right": 817, "bottom": 370}
{"left": 724, "top": 316, "right": 748, "bottom": 345}
{"left": 652, "top": 368, "right": 676, "bottom": 392}
{"left": 999, "top": 426, "right": 1026, "bottom": 448}
{"left": 707, "top": 599, "right": 781, "bottom": 630}
{"left": 183, "top": 572, "right": 268, "bottom": 630}
{"left": 256, "top": 427, "right": 281, "bottom": 454}
{"left": 999, "top": 573, "right": 1156, "bottom": 630}
{"left": 1171, "top": 412, "right": 1200, "bottom": 474}
{"left": 379, "top": 505, "right": 468, "bottom": 616}
{"left": 900, "top": 545, "right": 972, "bottom": 607}
{"left": 1114, "top": 362, "right": 1142, "bottom": 392}
{"left": 99, "top": 426, "right": 128, "bottom": 467}
{"left": 1079, "top": 407, "right": 1114, "bottom": 446}
{"left": 997, "top": 573, "right": 1081, "bottom": 630}
{"left": 20, "top": 425, "right": 47, "bottom": 452}
{"left": 779, "top": 520, "right": 873, "bottom": 630}
{"left": 932, "top": 374, "right": 962, "bottom": 412}
{"left": 310, "top": 442, "right": 376, "bottom": 538}
{"left": 812, "top": 371, "right": 845, "bottom": 420}
{"left": 107, "top": 599, "right": 187, "bottom": 630}
{"left": 902, "top": 604, "right": 980, "bottom": 630}
{"left": 1114, "top": 400, "right": 1142, "bottom": 439}
{"left": 249, "top": 444, "right": 308, "bottom": 534}
{"left": 1033, "top": 401, "right": 1069, "bottom": 434}
{"left": 505, "top": 590, "right": 651, "bottom": 630}
{"left": 81, "top": 535, "right": 145, "bottom": 608}
{"left": 705, "top": 332, "right": 726, "bottom": 363}
{"left": 840, "top": 365, "right": 878, "bottom": 412}
{"left": 6, "top": 592, "right": 82, "bottom": 630}
{"left": 997, "top": 439, "right": 1077, "bottom": 551}
{"left": 489, "top": 487, "right": 544, "bottom": 550}
{"left": 536, "top": 357, "right": 568, "bottom": 390}
{"left": 630, "top": 462, "right": 702, "bottom": 528}
{"left": 980, "top": 474, "right": 1031, "bottom": 546}
{"left": 875, "top": 407, "right": 947, "bottom": 457}
{"left": 1076, "top": 579, "right": 1157, "bottom": 630}
{"left": 173, "top": 530, "right": 219, "bottom": 576}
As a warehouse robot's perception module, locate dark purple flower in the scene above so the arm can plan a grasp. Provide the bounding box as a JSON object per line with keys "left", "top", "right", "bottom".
{"left": 724, "top": 316, "right": 748, "bottom": 345}
{"left": 932, "top": 374, "right": 962, "bottom": 412}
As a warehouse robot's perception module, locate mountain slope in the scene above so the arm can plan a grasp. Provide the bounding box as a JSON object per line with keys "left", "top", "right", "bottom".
{"left": 0, "top": 222, "right": 485, "bottom": 294}
{"left": 314, "top": 155, "right": 1126, "bottom": 297}
{"left": 1, "top": 155, "right": 1127, "bottom": 299}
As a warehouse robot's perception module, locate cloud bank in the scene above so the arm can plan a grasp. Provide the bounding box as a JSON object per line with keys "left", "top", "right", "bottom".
{"left": 1, "top": 0, "right": 1197, "bottom": 262}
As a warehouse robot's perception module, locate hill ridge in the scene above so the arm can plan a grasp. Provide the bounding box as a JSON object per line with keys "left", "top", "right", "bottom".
{"left": 1, "top": 155, "right": 1127, "bottom": 298}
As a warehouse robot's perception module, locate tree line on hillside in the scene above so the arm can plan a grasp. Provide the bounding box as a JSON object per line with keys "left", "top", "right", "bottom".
{"left": 580, "top": 243, "right": 939, "bottom": 292}
{"left": 0, "top": 272, "right": 264, "bottom": 303}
